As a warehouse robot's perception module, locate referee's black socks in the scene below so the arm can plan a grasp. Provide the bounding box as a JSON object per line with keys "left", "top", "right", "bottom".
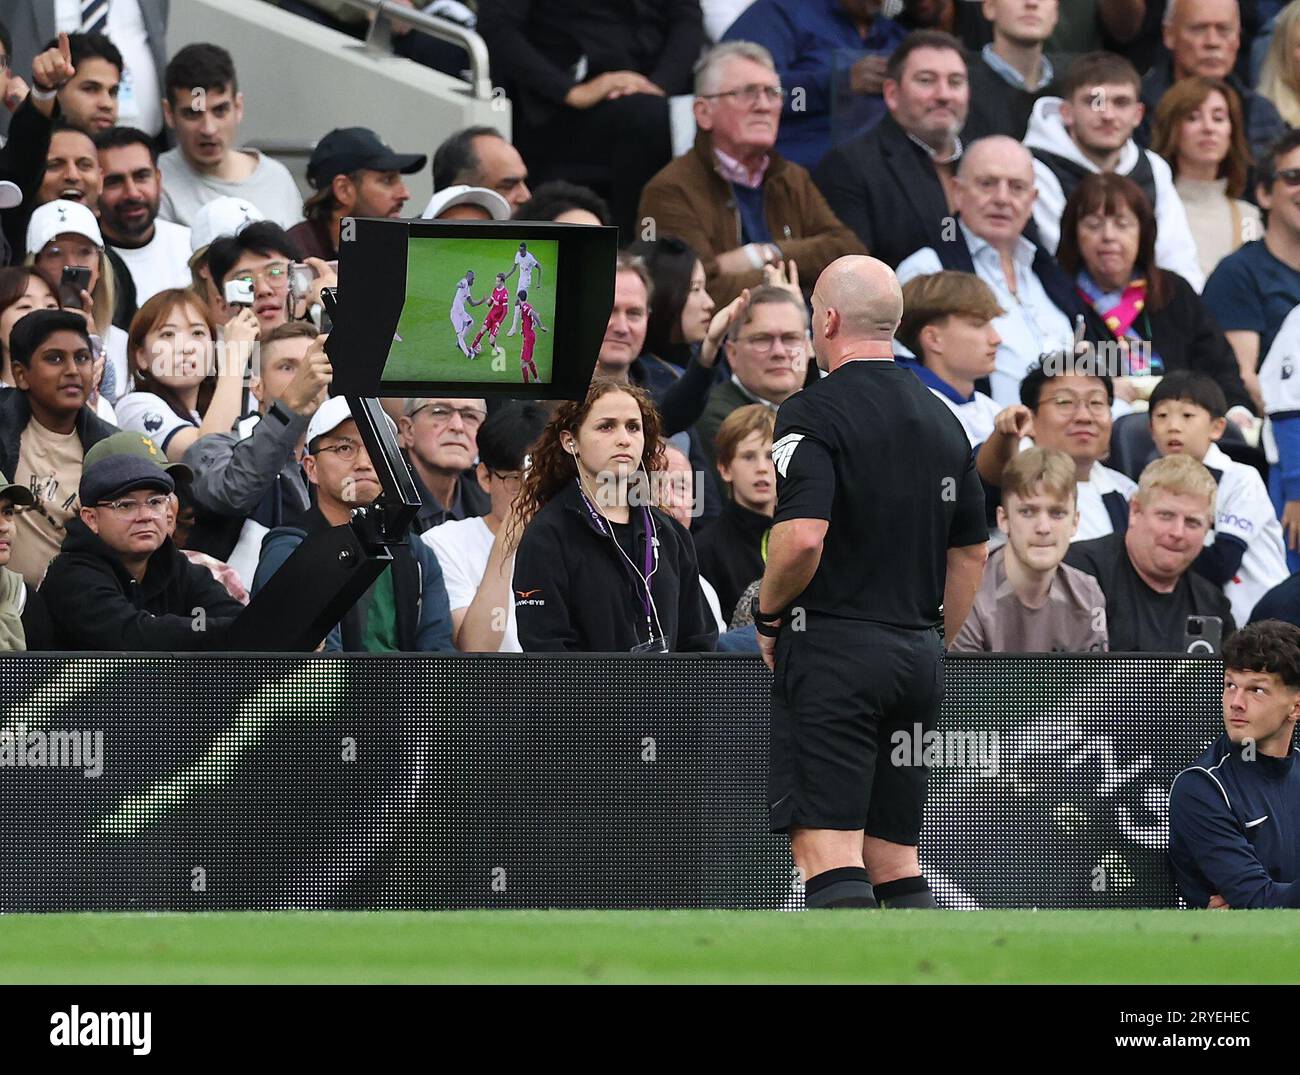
{"left": 873, "top": 875, "right": 937, "bottom": 909}
{"left": 804, "top": 867, "right": 877, "bottom": 908}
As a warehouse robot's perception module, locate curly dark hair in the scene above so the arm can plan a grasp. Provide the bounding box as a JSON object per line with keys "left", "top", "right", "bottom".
{"left": 508, "top": 379, "right": 666, "bottom": 541}
{"left": 1223, "top": 621, "right": 1300, "bottom": 690}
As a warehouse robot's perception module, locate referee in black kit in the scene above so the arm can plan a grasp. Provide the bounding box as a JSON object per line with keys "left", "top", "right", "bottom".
{"left": 754, "top": 256, "right": 988, "bottom": 910}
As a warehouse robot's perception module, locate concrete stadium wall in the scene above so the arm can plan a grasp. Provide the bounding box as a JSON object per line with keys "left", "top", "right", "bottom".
{"left": 168, "top": 0, "right": 512, "bottom": 210}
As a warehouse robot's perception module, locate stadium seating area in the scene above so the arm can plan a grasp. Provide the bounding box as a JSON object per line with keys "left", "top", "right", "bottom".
{"left": 0, "top": 0, "right": 1297, "bottom": 660}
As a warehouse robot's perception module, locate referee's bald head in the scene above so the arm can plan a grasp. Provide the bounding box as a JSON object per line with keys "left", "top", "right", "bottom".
{"left": 810, "top": 256, "right": 904, "bottom": 370}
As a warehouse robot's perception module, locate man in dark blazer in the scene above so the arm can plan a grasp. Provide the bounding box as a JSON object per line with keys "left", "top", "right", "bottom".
{"left": 2, "top": 0, "right": 168, "bottom": 138}
{"left": 814, "top": 29, "right": 969, "bottom": 269}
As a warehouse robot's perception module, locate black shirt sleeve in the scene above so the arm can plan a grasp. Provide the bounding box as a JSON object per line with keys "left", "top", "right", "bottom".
{"left": 771, "top": 395, "right": 836, "bottom": 524}
{"left": 948, "top": 448, "right": 988, "bottom": 548}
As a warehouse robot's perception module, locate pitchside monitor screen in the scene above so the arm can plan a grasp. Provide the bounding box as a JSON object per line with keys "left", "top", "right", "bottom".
{"left": 328, "top": 218, "right": 617, "bottom": 401}
{"left": 391, "top": 237, "right": 559, "bottom": 385}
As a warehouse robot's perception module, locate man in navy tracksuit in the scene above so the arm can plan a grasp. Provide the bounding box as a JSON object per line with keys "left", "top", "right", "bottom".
{"left": 1169, "top": 620, "right": 1300, "bottom": 908}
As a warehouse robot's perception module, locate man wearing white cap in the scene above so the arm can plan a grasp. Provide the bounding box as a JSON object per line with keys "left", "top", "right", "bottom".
{"left": 419, "top": 184, "right": 511, "bottom": 222}
{"left": 186, "top": 195, "right": 264, "bottom": 325}
{"left": 26, "top": 197, "right": 129, "bottom": 403}
{"left": 251, "top": 395, "right": 454, "bottom": 652}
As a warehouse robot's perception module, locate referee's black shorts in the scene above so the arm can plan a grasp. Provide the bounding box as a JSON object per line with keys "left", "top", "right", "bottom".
{"left": 768, "top": 614, "right": 945, "bottom": 843}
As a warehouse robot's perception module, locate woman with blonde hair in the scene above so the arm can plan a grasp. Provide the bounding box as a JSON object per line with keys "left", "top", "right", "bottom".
{"left": 1258, "top": 2, "right": 1300, "bottom": 129}
{"left": 1151, "top": 77, "right": 1262, "bottom": 281}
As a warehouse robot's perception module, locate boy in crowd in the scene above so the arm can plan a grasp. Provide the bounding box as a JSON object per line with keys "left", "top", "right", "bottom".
{"left": 1149, "top": 372, "right": 1288, "bottom": 626}
{"left": 39, "top": 450, "right": 243, "bottom": 650}
{"left": 695, "top": 404, "right": 776, "bottom": 620}
{"left": 896, "top": 271, "right": 1005, "bottom": 447}
{"left": 0, "top": 309, "right": 116, "bottom": 588}
{"left": 1169, "top": 620, "right": 1300, "bottom": 909}
{"left": 423, "top": 402, "right": 549, "bottom": 653}
{"left": 953, "top": 446, "right": 1108, "bottom": 652}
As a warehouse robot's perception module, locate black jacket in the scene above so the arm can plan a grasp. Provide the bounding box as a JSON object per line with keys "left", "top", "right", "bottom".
{"left": 405, "top": 455, "right": 491, "bottom": 536}
{"left": 694, "top": 498, "right": 770, "bottom": 623}
{"left": 1076, "top": 271, "right": 1255, "bottom": 414}
{"left": 0, "top": 387, "right": 118, "bottom": 485}
{"left": 961, "top": 48, "right": 1064, "bottom": 144}
{"left": 477, "top": 0, "right": 703, "bottom": 130}
{"left": 813, "top": 113, "right": 952, "bottom": 269}
{"left": 39, "top": 517, "right": 243, "bottom": 651}
{"left": 512, "top": 477, "right": 717, "bottom": 652}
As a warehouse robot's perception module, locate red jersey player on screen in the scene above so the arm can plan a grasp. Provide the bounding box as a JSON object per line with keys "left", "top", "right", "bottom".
{"left": 516, "top": 288, "right": 548, "bottom": 383}
{"left": 471, "top": 273, "right": 511, "bottom": 356}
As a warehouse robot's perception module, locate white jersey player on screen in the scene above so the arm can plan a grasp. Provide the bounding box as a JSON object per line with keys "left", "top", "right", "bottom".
{"left": 451, "top": 269, "right": 485, "bottom": 357}
{"left": 505, "top": 242, "right": 541, "bottom": 336}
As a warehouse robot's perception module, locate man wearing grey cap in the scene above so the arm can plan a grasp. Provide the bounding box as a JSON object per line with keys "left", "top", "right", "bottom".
{"left": 38, "top": 450, "right": 243, "bottom": 650}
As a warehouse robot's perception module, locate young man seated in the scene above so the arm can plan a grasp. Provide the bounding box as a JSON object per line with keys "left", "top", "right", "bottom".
{"left": 252, "top": 396, "right": 453, "bottom": 652}
{"left": 423, "top": 401, "right": 549, "bottom": 653}
{"left": 0, "top": 309, "right": 117, "bottom": 589}
{"left": 896, "top": 270, "right": 1005, "bottom": 447}
{"left": 39, "top": 451, "right": 244, "bottom": 650}
{"left": 953, "top": 447, "right": 1108, "bottom": 653}
{"left": 695, "top": 404, "right": 776, "bottom": 620}
{"left": 0, "top": 470, "right": 51, "bottom": 650}
{"left": 1064, "top": 454, "right": 1235, "bottom": 652}
{"left": 1149, "top": 372, "right": 1288, "bottom": 627}
{"left": 1169, "top": 620, "right": 1300, "bottom": 908}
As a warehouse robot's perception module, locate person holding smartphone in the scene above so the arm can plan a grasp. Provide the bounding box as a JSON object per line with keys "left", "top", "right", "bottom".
{"left": 509, "top": 380, "right": 717, "bottom": 653}
{"left": 23, "top": 199, "right": 128, "bottom": 404}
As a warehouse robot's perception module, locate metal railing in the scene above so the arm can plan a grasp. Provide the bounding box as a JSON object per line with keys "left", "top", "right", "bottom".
{"left": 337, "top": 0, "right": 493, "bottom": 100}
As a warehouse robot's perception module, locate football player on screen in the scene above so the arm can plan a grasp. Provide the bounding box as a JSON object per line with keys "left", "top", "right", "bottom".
{"left": 517, "top": 288, "right": 548, "bottom": 384}
{"left": 451, "top": 269, "right": 486, "bottom": 357}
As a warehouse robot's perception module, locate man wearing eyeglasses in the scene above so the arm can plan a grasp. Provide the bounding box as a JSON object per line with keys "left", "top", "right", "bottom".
{"left": 398, "top": 396, "right": 491, "bottom": 535}
{"left": 638, "top": 40, "right": 864, "bottom": 308}
{"left": 721, "top": 0, "right": 907, "bottom": 170}
{"left": 39, "top": 450, "right": 243, "bottom": 651}
{"left": 977, "top": 363, "right": 1137, "bottom": 542}
{"left": 696, "top": 285, "right": 809, "bottom": 470}
{"left": 252, "top": 396, "right": 453, "bottom": 653}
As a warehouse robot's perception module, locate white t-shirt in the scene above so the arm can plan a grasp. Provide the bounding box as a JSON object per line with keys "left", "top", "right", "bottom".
{"left": 104, "top": 325, "right": 129, "bottom": 405}
{"left": 930, "top": 388, "right": 1001, "bottom": 448}
{"left": 424, "top": 516, "right": 520, "bottom": 652}
{"left": 112, "top": 220, "right": 194, "bottom": 304}
{"left": 1202, "top": 442, "right": 1289, "bottom": 624}
{"left": 1074, "top": 462, "right": 1138, "bottom": 542}
{"left": 114, "top": 391, "right": 199, "bottom": 452}
{"left": 515, "top": 250, "right": 540, "bottom": 287}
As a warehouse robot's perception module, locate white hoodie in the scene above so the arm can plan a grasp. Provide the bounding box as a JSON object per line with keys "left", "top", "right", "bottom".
{"left": 1022, "top": 97, "right": 1206, "bottom": 292}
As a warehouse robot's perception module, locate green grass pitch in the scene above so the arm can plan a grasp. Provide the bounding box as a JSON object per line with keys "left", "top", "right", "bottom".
{"left": 386, "top": 237, "right": 558, "bottom": 387}
{"left": 4, "top": 911, "right": 1297, "bottom": 984}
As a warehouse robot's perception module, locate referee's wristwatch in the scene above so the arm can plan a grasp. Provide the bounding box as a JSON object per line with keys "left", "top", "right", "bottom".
{"left": 751, "top": 596, "right": 782, "bottom": 638}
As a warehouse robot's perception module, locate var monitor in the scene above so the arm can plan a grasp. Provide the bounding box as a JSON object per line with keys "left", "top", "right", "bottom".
{"left": 326, "top": 217, "right": 617, "bottom": 400}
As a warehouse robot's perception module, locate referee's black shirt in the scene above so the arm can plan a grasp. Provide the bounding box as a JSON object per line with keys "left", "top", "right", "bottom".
{"left": 772, "top": 360, "right": 987, "bottom": 628}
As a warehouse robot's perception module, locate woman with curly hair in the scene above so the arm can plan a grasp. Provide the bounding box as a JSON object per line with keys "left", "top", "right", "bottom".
{"left": 509, "top": 379, "right": 717, "bottom": 653}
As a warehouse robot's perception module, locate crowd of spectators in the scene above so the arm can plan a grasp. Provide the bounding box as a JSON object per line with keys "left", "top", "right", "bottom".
{"left": 0, "top": 0, "right": 1298, "bottom": 664}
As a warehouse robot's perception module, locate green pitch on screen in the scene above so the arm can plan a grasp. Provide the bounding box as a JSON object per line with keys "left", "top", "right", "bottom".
{"left": 4, "top": 911, "right": 1298, "bottom": 984}
{"left": 388, "top": 238, "right": 558, "bottom": 386}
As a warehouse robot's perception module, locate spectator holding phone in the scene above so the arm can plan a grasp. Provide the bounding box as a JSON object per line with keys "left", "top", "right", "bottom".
{"left": 185, "top": 196, "right": 263, "bottom": 327}
{"left": 183, "top": 321, "right": 325, "bottom": 587}
{"left": 112, "top": 289, "right": 257, "bottom": 463}
{"left": 509, "top": 380, "right": 717, "bottom": 653}
{"left": 24, "top": 198, "right": 127, "bottom": 401}
{"left": 0, "top": 309, "right": 117, "bottom": 588}
{"left": 204, "top": 219, "right": 322, "bottom": 334}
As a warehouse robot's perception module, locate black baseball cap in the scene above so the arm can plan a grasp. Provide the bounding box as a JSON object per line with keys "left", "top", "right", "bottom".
{"left": 307, "top": 127, "right": 427, "bottom": 190}
{"left": 80, "top": 455, "right": 174, "bottom": 507}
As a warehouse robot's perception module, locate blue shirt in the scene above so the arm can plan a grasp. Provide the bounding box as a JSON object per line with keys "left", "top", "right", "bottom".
{"left": 1202, "top": 240, "right": 1300, "bottom": 363}
{"left": 722, "top": 0, "right": 906, "bottom": 169}
{"left": 1169, "top": 733, "right": 1300, "bottom": 908}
